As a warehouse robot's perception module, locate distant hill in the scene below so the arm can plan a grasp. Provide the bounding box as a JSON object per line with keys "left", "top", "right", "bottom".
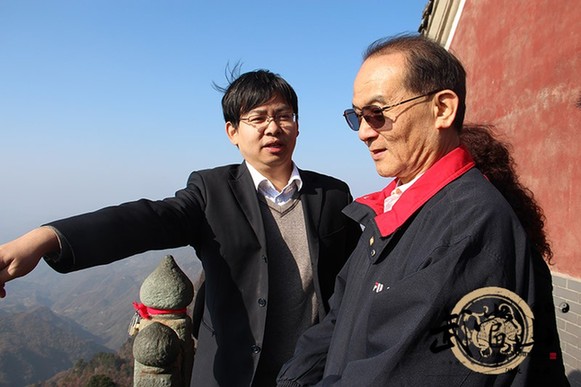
{"left": 0, "top": 306, "right": 112, "bottom": 387}
{"left": 36, "top": 337, "right": 135, "bottom": 387}
{"left": 0, "top": 248, "right": 202, "bottom": 386}
{"left": 2, "top": 248, "right": 202, "bottom": 350}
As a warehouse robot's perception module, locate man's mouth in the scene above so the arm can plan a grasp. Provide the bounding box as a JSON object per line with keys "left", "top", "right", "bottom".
{"left": 370, "top": 148, "right": 385, "bottom": 159}
{"left": 264, "top": 141, "right": 284, "bottom": 149}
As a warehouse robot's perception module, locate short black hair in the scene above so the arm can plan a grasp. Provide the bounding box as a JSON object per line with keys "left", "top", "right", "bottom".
{"left": 217, "top": 65, "right": 298, "bottom": 127}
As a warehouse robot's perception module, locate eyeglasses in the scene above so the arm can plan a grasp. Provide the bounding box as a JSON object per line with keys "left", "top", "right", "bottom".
{"left": 343, "top": 90, "right": 441, "bottom": 131}
{"left": 239, "top": 112, "right": 297, "bottom": 132}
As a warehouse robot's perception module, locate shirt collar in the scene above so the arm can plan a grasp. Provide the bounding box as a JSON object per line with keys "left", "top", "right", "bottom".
{"left": 393, "top": 173, "right": 423, "bottom": 194}
{"left": 356, "top": 146, "right": 475, "bottom": 237}
{"left": 246, "top": 161, "right": 303, "bottom": 197}
{"left": 383, "top": 173, "right": 424, "bottom": 212}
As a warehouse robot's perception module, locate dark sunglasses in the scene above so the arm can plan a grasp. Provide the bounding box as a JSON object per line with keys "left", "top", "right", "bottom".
{"left": 343, "top": 89, "right": 441, "bottom": 131}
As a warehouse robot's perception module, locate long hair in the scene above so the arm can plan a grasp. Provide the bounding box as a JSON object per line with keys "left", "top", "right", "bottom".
{"left": 460, "top": 123, "right": 553, "bottom": 263}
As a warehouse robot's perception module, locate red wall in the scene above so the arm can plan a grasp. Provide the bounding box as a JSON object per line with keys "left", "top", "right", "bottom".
{"left": 449, "top": 0, "right": 581, "bottom": 276}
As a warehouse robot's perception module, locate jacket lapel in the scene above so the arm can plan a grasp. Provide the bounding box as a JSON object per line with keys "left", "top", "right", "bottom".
{"left": 228, "top": 162, "right": 266, "bottom": 245}
{"left": 299, "top": 170, "right": 326, "bottom": 317}
{"left": 227, "top": 164, "right": 323, "bottom": 259}
{"left": 299, "top": 170, "right": 322, "bottom": 264}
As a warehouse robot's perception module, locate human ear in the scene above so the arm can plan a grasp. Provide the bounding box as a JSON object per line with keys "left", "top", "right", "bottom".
{"left": 434, "top": 90, "right": 459, "bottom": 130}
{"left": 226, "top": 122, "right": 239, "bottom": 146}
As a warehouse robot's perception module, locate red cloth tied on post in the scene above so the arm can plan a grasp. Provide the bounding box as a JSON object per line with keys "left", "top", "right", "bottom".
{"left": 132, "top": 301, "right": 188, "bottom": 319}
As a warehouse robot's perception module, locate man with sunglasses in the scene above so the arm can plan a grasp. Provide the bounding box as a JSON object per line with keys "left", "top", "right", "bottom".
{"left": 277, "top": 34, "right": 567, "bottom": 386}
{"left": 0, "top": 69, "right": 361, "bottom": 386}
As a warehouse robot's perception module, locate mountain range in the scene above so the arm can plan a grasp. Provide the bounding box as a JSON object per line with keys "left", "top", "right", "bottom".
{"left": 0, "top": 306, "right": 112, "bottom": 386}
{"left": 0, "top": 248, "right": 202, "bottom": 386}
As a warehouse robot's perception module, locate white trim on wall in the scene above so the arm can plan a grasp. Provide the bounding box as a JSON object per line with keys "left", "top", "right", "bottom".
{"left": 445, "top": 0, "right": 467, "bottom": 49}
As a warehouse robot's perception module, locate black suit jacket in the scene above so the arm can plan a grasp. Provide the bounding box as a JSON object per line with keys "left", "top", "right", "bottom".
{"left": 47, "top": 162, "right": 361, "bottom": 386}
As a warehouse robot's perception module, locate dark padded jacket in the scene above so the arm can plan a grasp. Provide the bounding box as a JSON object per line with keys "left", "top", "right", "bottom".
{"left": 278, "top": 147, "right": 568, "bottom": 387}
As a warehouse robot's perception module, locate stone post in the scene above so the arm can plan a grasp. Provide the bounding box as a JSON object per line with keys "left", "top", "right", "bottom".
{"left": 131, "top": 255, "right": 195, "bottom": 386}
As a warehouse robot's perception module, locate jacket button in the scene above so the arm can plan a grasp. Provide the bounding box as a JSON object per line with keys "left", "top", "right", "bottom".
{"left": 370, "top": 249, "right": 376, "bottom": 257}
{"left": 251, "top": 345, "right": 261, "bottom": 354}
{"left": 258, "top": 298, "right": 267, "bottom": 307}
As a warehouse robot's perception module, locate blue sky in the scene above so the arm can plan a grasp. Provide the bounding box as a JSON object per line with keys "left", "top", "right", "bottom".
{"left": 0, "top": 0, "right": 428, "bottom": 242}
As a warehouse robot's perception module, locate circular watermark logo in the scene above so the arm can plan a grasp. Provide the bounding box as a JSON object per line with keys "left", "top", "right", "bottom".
{"left": 449, "top": 286, "right": 534, "bottom": 374}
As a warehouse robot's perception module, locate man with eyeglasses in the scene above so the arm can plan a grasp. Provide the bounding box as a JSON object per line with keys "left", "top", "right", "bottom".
{"left": 277, "top": 34, "right": 568, "bottom": 386}
{"left": 0, "top": 69, "right": 361, "bottom": 386}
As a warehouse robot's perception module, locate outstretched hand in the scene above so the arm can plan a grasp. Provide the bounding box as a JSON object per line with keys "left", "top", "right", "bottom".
{"left": 0, "top": 227, "right": 60, "bottom": 298}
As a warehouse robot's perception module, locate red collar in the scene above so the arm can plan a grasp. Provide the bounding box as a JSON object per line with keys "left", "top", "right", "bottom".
{"left": 355, "top": 146, "right": 475, "bottom": 237}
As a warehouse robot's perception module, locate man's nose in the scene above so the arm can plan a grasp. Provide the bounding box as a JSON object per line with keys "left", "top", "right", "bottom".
{"left": 358, "top": 119, "right": 378, "bottom": 142}
{"left": 262, "top": 118, "right": 282, "bottom": 134}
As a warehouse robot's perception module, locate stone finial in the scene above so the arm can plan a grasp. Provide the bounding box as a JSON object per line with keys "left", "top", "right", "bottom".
{"left": 132, "top": 255, "right": 196, "bottom": 386}
{"left": 133, "top": 322, "right": 181, "bottom": 367}
{"left": 140, "top": 255, "right": 194, "bottom": 310}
